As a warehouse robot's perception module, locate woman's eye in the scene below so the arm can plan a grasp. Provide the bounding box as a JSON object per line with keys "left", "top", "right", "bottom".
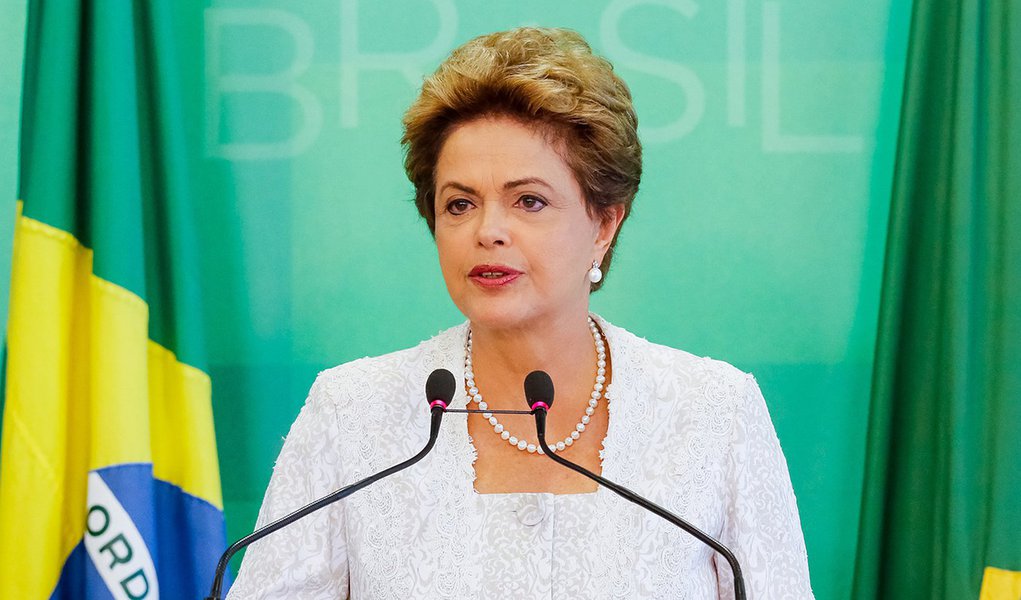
{"left": 446, "top": 199, "right": 473, "bottom": 215}
{"left": 517, "top": 195, "right": 548, "bottom": 212}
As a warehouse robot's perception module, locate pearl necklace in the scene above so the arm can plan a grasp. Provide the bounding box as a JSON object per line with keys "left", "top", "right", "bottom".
{"left": 464, "top": 317, "right": 606, "bottom": 454}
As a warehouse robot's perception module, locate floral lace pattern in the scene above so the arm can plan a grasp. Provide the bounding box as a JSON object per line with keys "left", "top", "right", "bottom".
{"left": 228, "top": 317, "right": 814, "bottom": 599}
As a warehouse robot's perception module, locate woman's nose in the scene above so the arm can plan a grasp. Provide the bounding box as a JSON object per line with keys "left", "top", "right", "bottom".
{"left": 476, "top": 204, "right": 510, "bottom": 247}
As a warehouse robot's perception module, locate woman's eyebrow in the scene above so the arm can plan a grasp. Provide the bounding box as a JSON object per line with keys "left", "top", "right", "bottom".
{"left": 504, "top": 177, "right": 553, "bottom": 191}
{"left": 440, "top": 177, "right": 552, "bottom": 195}
{"left": 504, "top": 177, "right": 550, "bottom": 190}
{"left": 439, "top": 181, "right": 478, "bottom": 195}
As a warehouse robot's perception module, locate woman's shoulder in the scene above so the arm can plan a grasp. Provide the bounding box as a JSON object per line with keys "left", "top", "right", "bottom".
{"left": 306, "top": 321, "right": 468, "bottom": 410}
{"left": 598, "top": 316, "right": 752, "bottom": 389}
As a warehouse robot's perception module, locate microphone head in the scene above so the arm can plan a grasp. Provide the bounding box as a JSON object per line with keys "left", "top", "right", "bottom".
{"left": 425, "top": 368, "right": 456, "bottom": 410}
{"left": 523, "top": 370, "right": 554, "bottom": 412}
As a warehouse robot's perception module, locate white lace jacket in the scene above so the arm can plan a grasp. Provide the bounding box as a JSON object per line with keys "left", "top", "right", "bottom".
{"left": 228, "top": 317, "right": 814, "bottom": 599}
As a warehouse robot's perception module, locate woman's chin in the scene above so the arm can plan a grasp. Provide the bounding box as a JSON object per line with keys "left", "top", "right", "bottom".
{"left": 462, "top": 305, "right": 538, "bottom": 333}
{"left": 458, "top": 293, "right": 589, "bottom": 334}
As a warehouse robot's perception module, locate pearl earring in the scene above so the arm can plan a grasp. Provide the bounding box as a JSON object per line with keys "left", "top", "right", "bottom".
{"left": 587, "top": 260, "right": 603, "bottom": 284}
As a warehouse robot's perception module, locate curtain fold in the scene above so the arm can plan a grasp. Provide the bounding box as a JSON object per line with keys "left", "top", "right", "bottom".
{"left": 853, "top": 0, "right": 1021, "bottom": 598}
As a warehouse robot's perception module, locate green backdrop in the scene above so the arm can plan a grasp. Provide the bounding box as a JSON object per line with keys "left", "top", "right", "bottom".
{"left": 0, "top": 0, "right": 26, "bottom": 328}
{"left": 1, "top": 2, "right": 913, "bottom": 599}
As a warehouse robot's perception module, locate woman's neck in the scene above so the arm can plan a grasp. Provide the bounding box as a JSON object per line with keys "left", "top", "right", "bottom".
{"left": 467, "top": 312, "right": 599, "bottom": 411}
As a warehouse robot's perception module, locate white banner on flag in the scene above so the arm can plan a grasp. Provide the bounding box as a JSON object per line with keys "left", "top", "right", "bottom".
{"left": 84, "top": 471, "right": 160, "bottom": 600}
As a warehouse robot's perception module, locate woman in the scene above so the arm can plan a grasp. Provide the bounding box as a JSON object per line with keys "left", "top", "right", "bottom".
{"left": 229, "top": 27, "right": 813, "bottom": 599}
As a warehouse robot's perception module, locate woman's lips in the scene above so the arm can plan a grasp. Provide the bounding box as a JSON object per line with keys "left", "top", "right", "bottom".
{"left": 468, "top": 264, "right": 523, "bottom": 288}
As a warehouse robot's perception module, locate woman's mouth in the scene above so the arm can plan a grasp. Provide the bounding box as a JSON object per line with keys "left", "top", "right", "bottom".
{"left": 468, "top": 264, "right": 523, "bottom": 287}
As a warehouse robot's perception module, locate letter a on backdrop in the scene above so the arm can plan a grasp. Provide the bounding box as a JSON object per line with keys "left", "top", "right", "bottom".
{"left": 0, "top": 2, "right": 229, "bottom": 598}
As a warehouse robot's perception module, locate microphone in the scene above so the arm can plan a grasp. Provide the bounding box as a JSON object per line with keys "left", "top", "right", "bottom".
{"left": 524, "top": 370, "right": 747, "bottom": 600}
{"left": 426, "top": 367, "right": 456, "bottom": 411}
{"left": 204, "top": 368, "right": 456, "bottom": 600}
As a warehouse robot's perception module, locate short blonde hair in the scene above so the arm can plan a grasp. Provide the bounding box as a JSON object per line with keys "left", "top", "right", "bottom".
{"left": 402, "top": 27, "right": 641, "bottom": 289}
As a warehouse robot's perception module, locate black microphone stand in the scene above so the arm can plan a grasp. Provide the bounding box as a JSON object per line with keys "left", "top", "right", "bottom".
{"left": 531, "top": 407, "right": 747, "bottom": 600}
{"left": 203, "top": 406, "right": 445, "bottom": 600}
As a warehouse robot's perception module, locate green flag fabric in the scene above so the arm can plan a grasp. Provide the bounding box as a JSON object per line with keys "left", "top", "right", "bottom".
{"left": 0, "top": 2, "right": 229, "bottom": 597}
{"left": 852, "top": 0, "right": 1021, "bottom": 598}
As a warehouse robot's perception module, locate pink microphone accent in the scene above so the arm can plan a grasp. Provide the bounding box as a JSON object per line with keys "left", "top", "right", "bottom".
{"left": 530, "top": 401, "right": 550, "bottom": 412}
{"left": 429, "top": 399, "right": 448, "bottom": 410}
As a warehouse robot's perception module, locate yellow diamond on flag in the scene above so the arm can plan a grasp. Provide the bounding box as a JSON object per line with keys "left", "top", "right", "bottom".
{"left": 980, "top": 567, "right": 1021, "bottom": 600}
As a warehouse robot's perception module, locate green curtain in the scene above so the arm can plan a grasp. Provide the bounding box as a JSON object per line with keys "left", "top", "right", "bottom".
{"left": 853, "top": 0, "right": 1021, "bottom": 598}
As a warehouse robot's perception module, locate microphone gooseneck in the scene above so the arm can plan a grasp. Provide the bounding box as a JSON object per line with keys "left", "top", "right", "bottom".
{"left": 525, "top": 370, "right": 747, "bottom": 600}
{"left": 205, "top": 368, "right": 456, "bottom": 600}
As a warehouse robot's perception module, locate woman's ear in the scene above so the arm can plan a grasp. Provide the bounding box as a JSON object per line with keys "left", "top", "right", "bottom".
{"left": 595, "top": 204, "right": 627, "bottom": 252}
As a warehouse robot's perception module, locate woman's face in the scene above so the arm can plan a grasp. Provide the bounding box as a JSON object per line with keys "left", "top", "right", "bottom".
{"left": 434, "top": 115, "right": 622, "bottom": 333}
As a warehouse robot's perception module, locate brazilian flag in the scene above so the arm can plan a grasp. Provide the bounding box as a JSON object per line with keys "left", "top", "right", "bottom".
{"left": 852, "top": 0, "right": 1021, "bottom": 598}
{"left": 0, "top": 2, "right": 228, "bottom": 598}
